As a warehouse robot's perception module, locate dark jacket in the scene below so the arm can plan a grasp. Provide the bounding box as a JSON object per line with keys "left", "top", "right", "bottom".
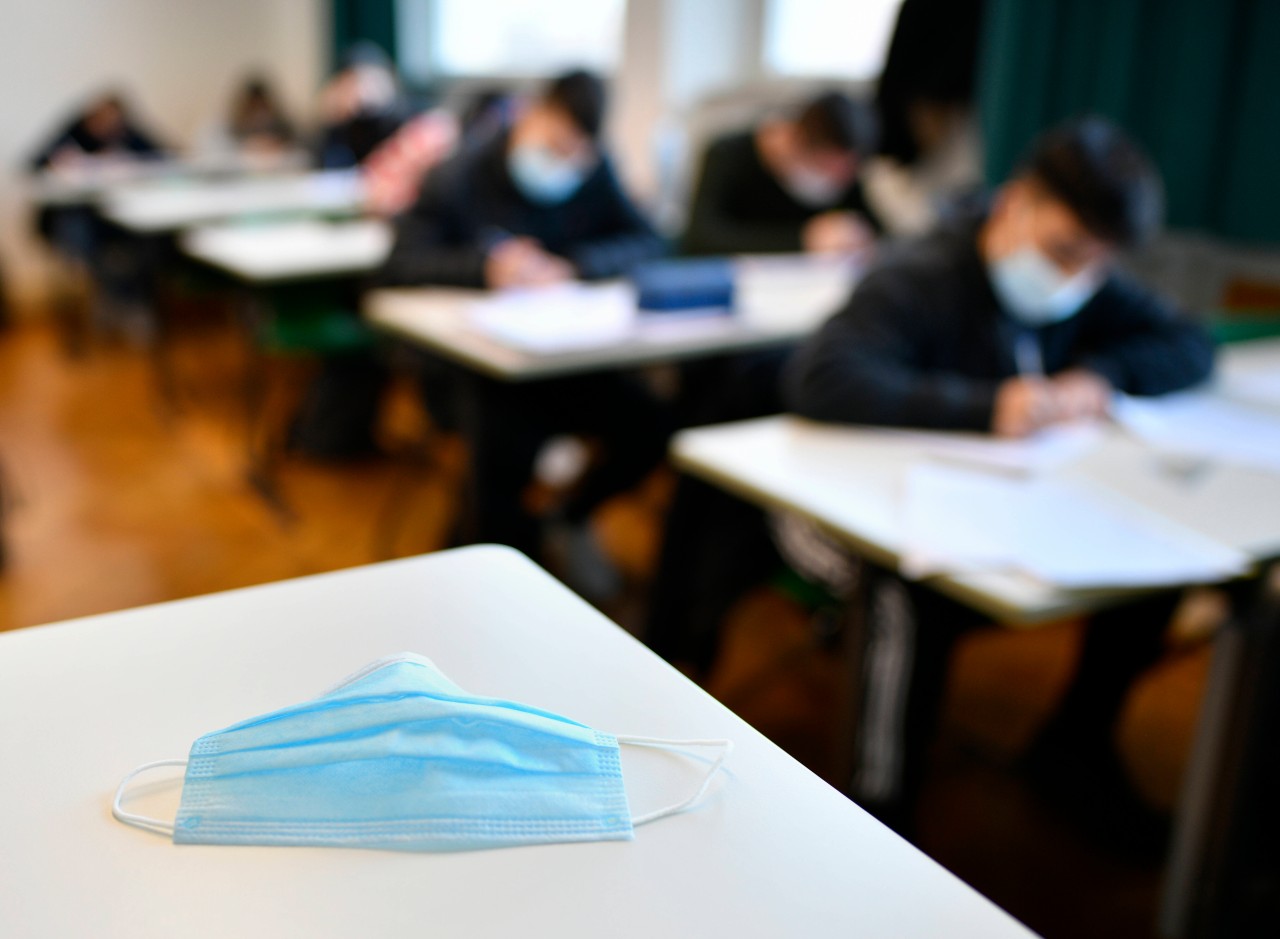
{"left": 782, "top": 219, "right": 1215, "bottom": 430}
{"left": 681, "top": 130, "right": 882, "bottom": 256}
{"left": 379, "top": 129, "right": 667, "bottom": 288}
{"left": 30, "top": 118, "right": 162, "bottom": 170}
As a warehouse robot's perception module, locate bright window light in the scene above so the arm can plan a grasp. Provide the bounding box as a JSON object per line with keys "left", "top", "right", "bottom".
{"left": 763, "top": 0, "right": 904, "bottom": 81}
{"left": 405, "top": 0, "right": 627, "bottom": 78}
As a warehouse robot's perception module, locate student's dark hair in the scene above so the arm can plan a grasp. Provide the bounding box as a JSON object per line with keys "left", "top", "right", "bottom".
{"left": 543, "top": 70, "right": 607, "bottom": 139}
{"left": 1019, "top": 117, "right": 1164, "bottom": 247}
{"left": 88, "top": 90, "right": 127, "bottom": 115}
{"left": 242, "top": 75, "right": 272, "bottom": 101}
{"left": 795, "top": 92, "right": 879, "bottom": 156}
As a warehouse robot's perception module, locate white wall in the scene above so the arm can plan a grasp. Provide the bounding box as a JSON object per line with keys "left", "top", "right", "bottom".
{"left": 0, "top": 0, "right": 326, "bottom": 313}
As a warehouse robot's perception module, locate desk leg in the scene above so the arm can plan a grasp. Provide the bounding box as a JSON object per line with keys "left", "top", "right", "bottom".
{"left": 831, "top": 570, "right": 869, "bottom": 794}
{"left": 234, "top": 288, "right": 295, "bottom": 525}
{"left": 1159, "top": 565, "right": 1280, "bottom": 938}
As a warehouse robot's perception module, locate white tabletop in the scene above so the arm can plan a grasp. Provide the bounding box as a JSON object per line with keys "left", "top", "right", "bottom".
{"left": 182, "top": 219, "right": 393, "bottom": 284}
{"left": 29, "top": 151, "right": 311, "bottom": 208}
{"left": 101, "top": 169, "right": 367, "bottom": 233}
{"left": 363, "top": 255, "right": 859, "bottom": 381}
{"left": 672, "top": 340, "right": 1280, "bottom": 624}
{"left": 0, "top": 546, "right": 1035, "bottom": 939}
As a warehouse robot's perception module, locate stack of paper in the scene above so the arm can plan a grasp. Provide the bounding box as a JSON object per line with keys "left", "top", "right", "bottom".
{"left": 467, "top": 282, "right": 637, "bottom": 353}
{"left": 734, "top": 255, "right": 861, "bottom": 331}
{"left": 876, "top": 423, "right": 1104, "bottom": 475}
{"left": 1112, "top": 392, "right": 1280, "bottom": 474}
{"left": 1223, "top": 370, "right": 1280, "bottom": 410}
{"left": 899, "top": 462, "right": 1248, "bottom": 588}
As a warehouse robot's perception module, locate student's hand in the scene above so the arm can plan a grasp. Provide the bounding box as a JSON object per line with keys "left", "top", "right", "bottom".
{"left": 1047, "top": 369, "right": 1112, "bottom": 423}
{"left": 802, "top": 211, "right": 875, "bottom": 255}
{"left": 484, "top": 238, "right": 575, "bottom": 289}
{"left": 48, "top": 145, "right": 88, "bottom": 172}
{"left": 992, "top": 376, "right": 1059, "bottom": 438}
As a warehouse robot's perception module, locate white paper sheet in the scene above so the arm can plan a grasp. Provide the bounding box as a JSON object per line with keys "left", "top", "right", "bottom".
{"left": 1223, "top": 370, "right": 1280, "bottom": 409}
{"left": 1112, "top": 391, "right": 1280, "bottom": 474}
{"left": 877, "top": 423, "right": 1104, "bottom": 475}
{"left": 466, "top": 282, "right": 638, "bottom": 352}
{"left": 900, "top": 462, "right": 1249, "bottom": 589}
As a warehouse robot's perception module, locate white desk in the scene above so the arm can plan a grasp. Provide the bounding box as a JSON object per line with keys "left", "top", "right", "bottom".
{"left": 0, "top": 546, "right": 1035, "bottom": 939}
{"left": 182, "top": 219, "right": 393, "bottom": 284}
{"left": 101, "top": 169, "right": 367, "bottom": 234}
{"left": 29, "top": 151, "right": 311, "bottom": 208}
{"left": 364, "top": 256, "right": 859, "bottom": 381}
{"left": 672, "top": 340, "right": 1280, "bottom": 624}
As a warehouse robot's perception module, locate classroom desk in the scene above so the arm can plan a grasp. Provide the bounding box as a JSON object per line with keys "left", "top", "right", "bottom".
{"left": 0, "top": 545, "right": 1037, "bottom": 939}
{"left": 671, "top": 339, "right": 1280, "bottom": 939}
{"left": 28, "top": 151, "right": 310, "bottom": 208}
{"left": 181, "top": 218, "right": 393, "bottom": 284}
{"left": 100, "top": 169, "right": 367, "bottom": 234}
{"left": 363, "top": 256, "right": 859, "bottom": 381}
{"left": 671, "top": 340, "right": 1280, "bottom": 625}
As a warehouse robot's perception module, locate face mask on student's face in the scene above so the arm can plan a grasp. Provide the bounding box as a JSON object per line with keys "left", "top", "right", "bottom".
{"left": 781, "top": 166, "right": 846, "bottom": 208}
{"left": 508, "top": 144, "right": 588, "bottom": 205}
{"left": 987, "top": 245, "right": 1103, "bottom": 327}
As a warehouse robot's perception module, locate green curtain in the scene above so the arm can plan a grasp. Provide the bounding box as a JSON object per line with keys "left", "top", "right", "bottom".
{"left": 978, "top": 0, "right": 1280, "bottom": 243}
{"left": 330, "top": 0, "right": 398, "bottom": 72}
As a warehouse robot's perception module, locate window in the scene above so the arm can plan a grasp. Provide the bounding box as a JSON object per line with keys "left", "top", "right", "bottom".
{"left": 763, "top": 0, "right": 903, "bottom": 81}
{"left": 398, "top": 0, "right": 627, "bottom": 82}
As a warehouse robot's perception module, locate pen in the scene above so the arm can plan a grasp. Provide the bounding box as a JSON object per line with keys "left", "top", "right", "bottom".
{"left": 1014, "top": 330, "right": 1044, "bottom": 378}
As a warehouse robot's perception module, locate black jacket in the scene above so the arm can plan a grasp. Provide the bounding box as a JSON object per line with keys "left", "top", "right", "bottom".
{"left": 30, "top": 118, "right": 162, "bottom": 170}
{"left": 783, "top": 220, "right": 1215, "bottom": 430}
{"left": 681, "top": 130, "right": 882, "bottom": 256}
{"left": 379, "top": 130, "right": 667, "bottom": 288}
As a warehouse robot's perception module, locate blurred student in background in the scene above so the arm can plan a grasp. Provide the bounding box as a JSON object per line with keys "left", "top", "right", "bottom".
{"left": 652, "top": 119, "right": 1213, "bottom": 851}
{"left": 29, "top": 91, "right": 167, "bottom": 340}
{"left": 777, "top": 118, "right": 1211, "bottom": 842}
{"left": 681, "top": 91, "right": 882, "bottom": 256}
{"left": 288, "top": 89, "right": 513, "bottom": 458}
{"left": 314, "top": 42, "right": 408, "bottom": 169}
{"left": 30, "top": 91, "right": 165, "bottom": 173}
{"left": 363, "top": 90, "right": 515, "bottom": 218}
{"left": 378, "top": 69, "right": 668, "bottom": 593}
{"left": 862, "top": 0, "right": 986, "bottom": 236}
{"left": 198, "top": 75, "right": 298, "bottom": 163}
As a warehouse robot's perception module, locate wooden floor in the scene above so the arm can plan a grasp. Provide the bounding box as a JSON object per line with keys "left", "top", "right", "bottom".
{"left": 0, "top": 318, "right": 1212, "bottom": 938}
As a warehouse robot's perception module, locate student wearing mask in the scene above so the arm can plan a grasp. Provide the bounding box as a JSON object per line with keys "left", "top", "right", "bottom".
{"left": 780, "top": 117, "right": 1212, "bottom": 842}
{"left": 378, "top": 70, "right": 668, "bottom": 587}
{"left": 681, "top": 92, "right": 882, "bottom": 257}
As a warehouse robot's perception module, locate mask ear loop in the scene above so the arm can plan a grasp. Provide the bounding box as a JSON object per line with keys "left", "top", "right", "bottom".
{"left": 616, "top": 736, "right": 733, "bottom": 826}
{"left": 112, "top": 759, "right": 188, "bottom": 836}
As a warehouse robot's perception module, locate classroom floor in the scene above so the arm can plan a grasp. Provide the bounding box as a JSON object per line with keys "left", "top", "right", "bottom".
{"left": 0, "top": 316, "right": 1211, "bottom": 938}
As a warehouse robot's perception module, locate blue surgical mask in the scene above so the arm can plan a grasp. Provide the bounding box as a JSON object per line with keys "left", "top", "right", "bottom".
{"left": 508, "top": 145, "right": 587, "bottom": 204}
{"left": 782, "top": 166, "right": 845, "bottom": 208}
{"left": 113, "top": 653, "right": 731, "bottom": 852}
{"left": 988, "top": 245, "right": 1102, "bottom": 327}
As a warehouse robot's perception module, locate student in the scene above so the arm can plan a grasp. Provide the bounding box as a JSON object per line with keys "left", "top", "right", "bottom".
{"left": 681, "top": 91, "right": 882, "bottom": 256}
{"left": 314, "top": 43, "right": 407, "bottom": 169}
{"left": 862, "top": 0, "right": 986, "bottom": 236}
{"left": 780, "top": 117, "right": 1213, "bottom": 840}
{"left": 200, "top": 75, "right": 297, "bottom": 160}
{"left": 363, "top": 90, "right": 514, "bottom": 219}
{"left": 31, "top": 91, "right": 164, "bottom": 171}
{"left": 377, "top": 70, "right": 668, "bottom": 584}
{"left": 29, "top": 92, "right": 166, "bottom": 338}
